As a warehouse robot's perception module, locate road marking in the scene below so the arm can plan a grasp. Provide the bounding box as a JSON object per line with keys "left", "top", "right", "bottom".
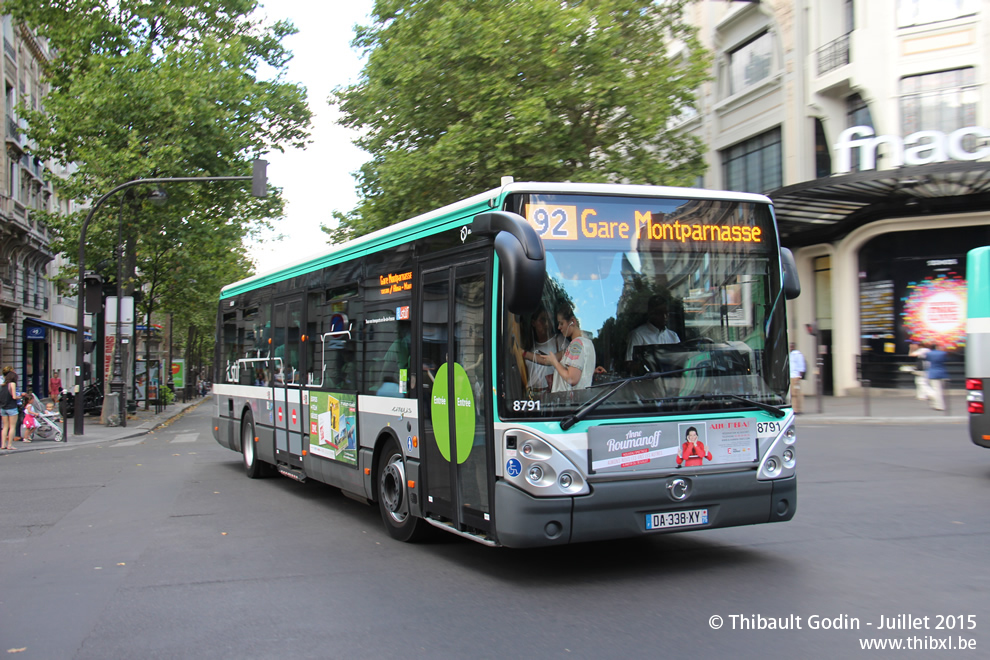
{"left": 114, "top": 439, "right": 144, "bottom": 447}
{"left": 171, "top": 433, "right": 198, "bottom": 444}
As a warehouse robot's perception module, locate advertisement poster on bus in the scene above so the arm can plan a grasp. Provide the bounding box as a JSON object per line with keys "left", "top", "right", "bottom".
{"left": 308, "top": 391, "right": 357, "bottom": 465}
{"left": 588, "top": 419, "right": 758, "bottom": 474}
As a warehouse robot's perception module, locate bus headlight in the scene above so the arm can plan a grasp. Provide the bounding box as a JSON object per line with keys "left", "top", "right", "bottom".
{"left": 782, "top": 448, "right": 795, "bottom": 469}
{"left": 502, "top": 430, "right": 589, "bottom": 496}
{"left": 758, "top": 421, "right": 797, "bottom": 480}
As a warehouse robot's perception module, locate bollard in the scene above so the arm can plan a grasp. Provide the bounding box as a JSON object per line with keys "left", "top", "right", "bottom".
{"left": 816, "top": 356, "right": 824, "bottom": 414}
{"left": 58, "top": 390, "right": 68, "bottom": 442}
{"left": 862, "top": 379, "right": 871, "bottom": 417}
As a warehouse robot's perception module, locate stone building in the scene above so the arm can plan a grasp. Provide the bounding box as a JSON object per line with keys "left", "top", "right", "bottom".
{"left": 0, "top": 15, "right": 78, "bottom": 398}
{"left": 680, "top": 0, "right": 990, "bottom": 395}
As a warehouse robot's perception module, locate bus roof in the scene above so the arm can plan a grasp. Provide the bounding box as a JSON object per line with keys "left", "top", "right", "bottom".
{"left": 222, "top": 182, "right": 773, "bottom": 298}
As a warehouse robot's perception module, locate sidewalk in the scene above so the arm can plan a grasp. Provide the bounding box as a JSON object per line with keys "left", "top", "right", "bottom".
{"left": 797, "top": 389, "right": 968, "bottom": 424}
{"left": 0, "top": 396, "right": 210, "bottom": 455}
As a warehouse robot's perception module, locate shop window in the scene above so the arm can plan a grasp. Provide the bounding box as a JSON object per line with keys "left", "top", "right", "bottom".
{"left": 721, "top": 127, "right": 782, "bottom": 194}
{"left": 900, "top": 68, "right": 977, "bottom": 145}
{"left": 728, "top": 31, "right": 773, "bottom": 96}
{"left": 897, "top": 0, "right": 978, "bottom": 28}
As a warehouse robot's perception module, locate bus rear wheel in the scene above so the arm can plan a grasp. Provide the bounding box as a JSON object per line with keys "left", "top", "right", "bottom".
{"left": 377, "top": 440, "right": 427, "bottom": 542}
{"left": 241, "top": 411, "right": 264, "bottom": 479}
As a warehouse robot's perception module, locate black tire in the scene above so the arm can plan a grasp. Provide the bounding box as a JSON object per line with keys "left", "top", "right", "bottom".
{"left": 241, "top": 410, "right": 264, "bottom": 479}
{"left": 377, "top": 440, "right": 428, "bottom": 542}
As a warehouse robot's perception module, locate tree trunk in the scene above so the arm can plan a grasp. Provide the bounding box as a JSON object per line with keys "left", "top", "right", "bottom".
{"left": 186, "top": 324, "right": 196, "bottom": 400}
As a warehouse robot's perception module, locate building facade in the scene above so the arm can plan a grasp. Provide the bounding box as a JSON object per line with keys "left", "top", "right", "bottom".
{"left": 1, "top": 16, "right": 78, "bottom": 398}
{"left": 682, "top": 0, "right": 990, "bottom": 395}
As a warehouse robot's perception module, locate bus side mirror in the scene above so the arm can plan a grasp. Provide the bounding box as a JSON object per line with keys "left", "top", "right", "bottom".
{"left": 781, "top": 247, "right": 801, "bottom": 300}
{"left": 472, "top": 211, "right": 546, "bottom": 315}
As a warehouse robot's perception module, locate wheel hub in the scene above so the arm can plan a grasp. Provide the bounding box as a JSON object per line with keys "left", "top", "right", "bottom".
{"left": 381, "top": 456, "right": 408, "bottom": 521}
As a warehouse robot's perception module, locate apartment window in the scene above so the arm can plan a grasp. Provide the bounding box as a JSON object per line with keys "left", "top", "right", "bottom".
{"left": 897, "top": 0, "right": 978, "bottom": 28}
{"left": 847, "top": 93, "right": 873, "bottom": 128}
{"left": 900, "top": 68, "right": 977, "bottom": 143}
{"left": 722, "top": 128, "right": 782, "bottom": 194}
{"left": 7, "top": 159, "right": 16, "bottom": 200}
{"left": 846, "top": 93, "right": 875, "bottom": 173}
{"left": 728, "top": 32, "right": 773, "bottom": 96}
{"left": 814, "top": 119, "right": 832, "bottom": 178}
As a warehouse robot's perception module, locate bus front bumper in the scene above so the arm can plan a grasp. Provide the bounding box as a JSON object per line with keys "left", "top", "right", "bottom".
{"left": 493, "top": 472, "right": 796, "bottom": 548}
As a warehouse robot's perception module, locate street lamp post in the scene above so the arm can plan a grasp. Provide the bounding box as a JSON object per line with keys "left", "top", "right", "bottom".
{"left": 73, "top": 162, "right": 267, "bottom": 435}
{"left": 110, "top": 193, "right": 128, "bottom": 427}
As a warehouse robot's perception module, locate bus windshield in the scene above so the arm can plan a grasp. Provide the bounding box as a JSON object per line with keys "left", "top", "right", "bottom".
{"left": 500, "top": 193, "right": 789, "bottom": 419}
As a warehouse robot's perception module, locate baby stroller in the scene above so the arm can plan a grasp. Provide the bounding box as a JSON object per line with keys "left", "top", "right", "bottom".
{"left": 33, "top": 408, "right": 65, "bottom": 442}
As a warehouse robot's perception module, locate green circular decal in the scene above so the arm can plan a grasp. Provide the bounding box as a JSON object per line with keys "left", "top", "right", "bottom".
{"left": 430, "top": 362, "right": 476, "bottom": 464}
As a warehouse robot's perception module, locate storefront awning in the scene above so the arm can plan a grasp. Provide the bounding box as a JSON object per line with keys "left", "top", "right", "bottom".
{"left": 24, "top": 319, "right": 93, "bottom": 339}
{"left": 769, "top": 161, "right": 990, "bottom": 247}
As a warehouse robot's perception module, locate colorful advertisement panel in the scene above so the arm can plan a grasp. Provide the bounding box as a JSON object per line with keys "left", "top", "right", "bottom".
{"left": 588, "top": 419, "right": 758, "bottom": 474}
{"left": 171, "top": 359, "right": 185, "bottom": 389}
{"left": 308, "top": 391, "right": 357, "bottom": 465}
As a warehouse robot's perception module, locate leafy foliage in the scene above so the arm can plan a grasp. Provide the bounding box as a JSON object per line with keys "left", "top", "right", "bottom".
{"left": 328, "top": 0, "right": 709, "bottom": 241}
{"left": 7, "top": 0, "right": 312, "bottom": 356}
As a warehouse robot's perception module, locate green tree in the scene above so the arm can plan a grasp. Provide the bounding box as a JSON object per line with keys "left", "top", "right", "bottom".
{"left": 328, "top": 0, "right": 709, "bottom": 241}
{"left": 6, "top": 0, "right": 311, "bottom": 364}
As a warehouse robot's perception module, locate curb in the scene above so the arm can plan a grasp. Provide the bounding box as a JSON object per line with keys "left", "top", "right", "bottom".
{"left": 0, "top": 398, "right": 208, "bottom": 455}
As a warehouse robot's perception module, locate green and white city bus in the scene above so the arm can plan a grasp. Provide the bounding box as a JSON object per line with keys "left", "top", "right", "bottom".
{"left": 966, "top": 246, "right": 989, "bottom": 448}
{"left": 212, "top": 181, "right": 801, "bottom": 547}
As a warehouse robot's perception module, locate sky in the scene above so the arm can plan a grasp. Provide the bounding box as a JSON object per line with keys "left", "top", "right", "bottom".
{"left": 248, "top": 0, "right": 376, "bottom": 274}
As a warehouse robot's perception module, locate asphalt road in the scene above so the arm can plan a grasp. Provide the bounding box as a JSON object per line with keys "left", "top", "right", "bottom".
{"left": 1, "top": 406, "right": 988, "bottom": 659}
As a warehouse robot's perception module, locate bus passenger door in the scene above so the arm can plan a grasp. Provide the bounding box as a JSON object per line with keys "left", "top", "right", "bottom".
{"left": 272, "top": 295, "right": 306, "bottom": 471}
{"left": 419, "top": 259, "right": 493, "bottom": 537}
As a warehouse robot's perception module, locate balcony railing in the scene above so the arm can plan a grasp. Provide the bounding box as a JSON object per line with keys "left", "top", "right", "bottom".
{"left": 817, "top": 33, "right": 850, "bottom": 76}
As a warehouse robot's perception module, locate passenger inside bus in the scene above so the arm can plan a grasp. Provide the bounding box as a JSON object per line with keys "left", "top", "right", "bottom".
{"left": 521, "top": 309, "right": 568, "bottom": 395}
{"left": 544, "top": 304, "right": 596, "bottom": 392}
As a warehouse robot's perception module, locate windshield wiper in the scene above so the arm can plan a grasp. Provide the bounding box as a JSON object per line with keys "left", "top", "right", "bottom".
{"left": 725, "top": 394, "right": 786, "bottom": 418}
{"left": 559, "top": 367, "right": 707, "bottom": 430}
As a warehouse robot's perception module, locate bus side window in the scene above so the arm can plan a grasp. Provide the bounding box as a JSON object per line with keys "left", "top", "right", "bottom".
{"left": 312, "top": 287, "right": 359, "bottom": 391}
{"left": 364, "top": 313, "right": 410, "bottom": 397}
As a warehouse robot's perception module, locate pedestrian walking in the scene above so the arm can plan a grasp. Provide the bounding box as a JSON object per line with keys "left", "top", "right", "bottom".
{"left": 1, "top": 370, "right": 18, "bottom": 450}
{"left": 908, "top": 343, "right": 931, "bottom": 401}
{"left": 927, "top": 343, "right": 949, "bottom": 411}
{"left": 789, "top": 342, "right": 807, "bottom": 414}
{"left": 49, "top": 371, "right": 62, "bottom": 402}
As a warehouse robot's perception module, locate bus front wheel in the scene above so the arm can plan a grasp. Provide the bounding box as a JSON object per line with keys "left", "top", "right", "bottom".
{"left": 241, "top": 411, "right": 264, "bottom": 479}
{"left": 377, "top": 440, "right": 427, "bottom": 542}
